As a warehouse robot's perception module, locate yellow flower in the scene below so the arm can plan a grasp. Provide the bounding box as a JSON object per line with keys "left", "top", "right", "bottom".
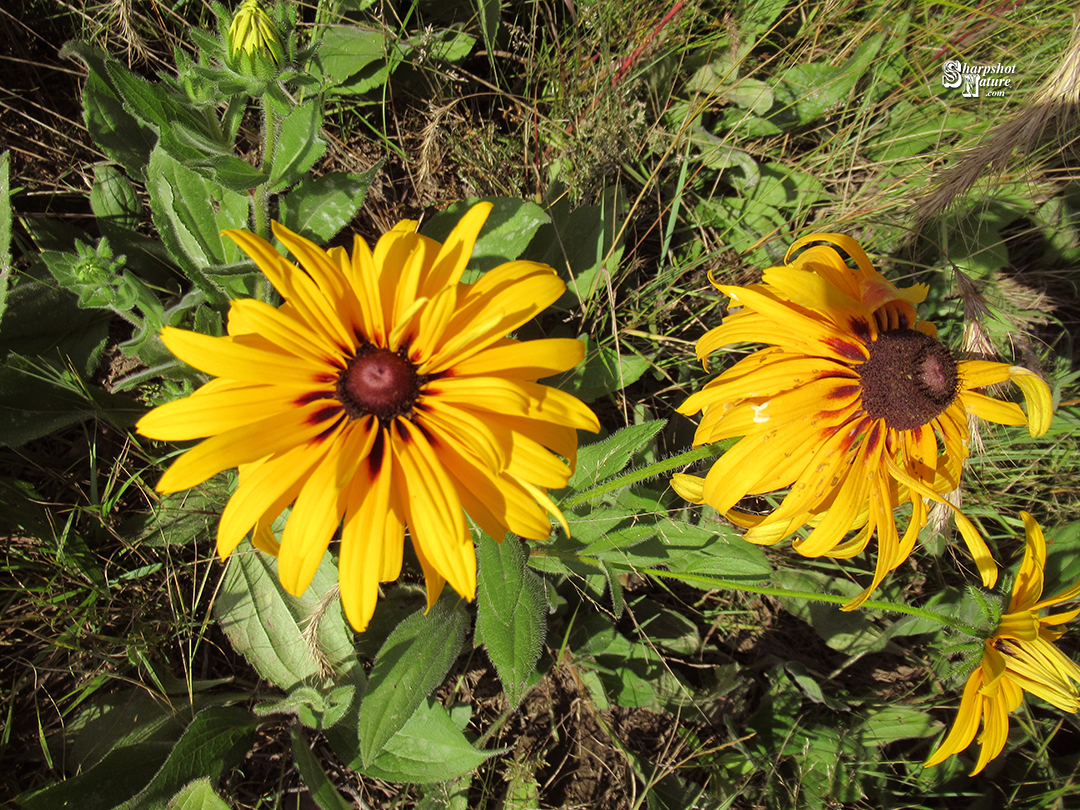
{"left": 674, "top": 234, "right": 1052, "bottom": 608}
{"left": 138, "top": 204, "right": 599, "bottom": 631}
{"left": 228, "top": 0, "right": 284, "bottom": 71}
{"left": 925, "top": 512, "right": 1080, "bottom": 775}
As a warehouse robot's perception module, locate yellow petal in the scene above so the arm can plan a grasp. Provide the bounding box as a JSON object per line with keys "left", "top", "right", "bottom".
{"left": 449, "top": 337, "right": 586, "bottom": 379}
{"left": 390, "top": 419, "right": 476, "bottom": 600}
{"left": 961, "top": 390, "right": 1026, "bottom": 427}
{"left": 160, "top": 326, "right": 337, "bottom": 388}
{"left": 137, "top": 380, "right": 301, "bottom": 441}
{"left": 671, "top": 473, "right": 705, "bottom": 504}
{"left": 277, "top": 425, "right": 374, "bottom": 596}
{"left": 339, "top": 440, "right": 404, "bottom": 631}
{"left": 1008, "top": 511, "right": 1047, "bottom": 612}
{"left": 156, "top": 400, "right": 345, "bottom": 493}
{"left": 1008, "top": 366, "right": 1053, "bottom": 437}
{"left": 924, "top": 668, "right": 985, "bottom": 768}
{"left": 423, "top": 201, "right": 492, "bottom": 294}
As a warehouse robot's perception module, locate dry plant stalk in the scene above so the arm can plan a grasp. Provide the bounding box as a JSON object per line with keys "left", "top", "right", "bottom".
{"left": 915, "top": 17, "right": 1080, "bottom": 224}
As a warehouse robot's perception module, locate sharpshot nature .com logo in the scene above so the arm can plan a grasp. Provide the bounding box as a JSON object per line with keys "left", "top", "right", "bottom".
{"left": 941, "top": 59, "right": 1018, "bottom": 98}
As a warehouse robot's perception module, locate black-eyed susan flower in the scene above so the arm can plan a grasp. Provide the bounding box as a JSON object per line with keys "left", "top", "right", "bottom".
{"left": 925, "top": 512, "right": 1080, "bottom": 775}
{"left": 673, "top": 234, "right": 1052, "bottom": 609}
{"left": 138, "top": 203, "right": 599, "bottom": 631}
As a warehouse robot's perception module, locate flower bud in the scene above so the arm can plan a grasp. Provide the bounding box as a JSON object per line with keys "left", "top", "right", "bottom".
{"left": 227, "top": 0, "right": 284, "bottom": 79}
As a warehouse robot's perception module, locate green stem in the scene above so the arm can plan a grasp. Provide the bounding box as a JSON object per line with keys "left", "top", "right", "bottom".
{"left": 642, "top": 568, "right": 983, "bottom": 635}
{"left": 252, "top": 92, "right": 279, "bottom": 303}
{"left": 555, "top": 438, "right": 983, "bottom": 636}
{"left": 563, "top": 441, "right": 732, "bottom": 510}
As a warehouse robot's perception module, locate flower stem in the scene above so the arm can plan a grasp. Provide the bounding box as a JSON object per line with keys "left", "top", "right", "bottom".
{"left": 644, "top": 568, "right": 983, "bottom": 634}
{"left": 563, "top": 442, "right": 732, "bottom": 510}
{"left": 252, "top": 91, "right": 279, "bottom": 303}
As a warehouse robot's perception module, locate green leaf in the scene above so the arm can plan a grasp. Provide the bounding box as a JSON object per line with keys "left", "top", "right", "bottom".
{"left": 290, "top": 726, "right": 355, "bottom": 810}
{"left": 567, "top": 420, "right": 666, "bottom": 490}
{"left": 269, "top": 100, "right": 327, "bottom": 193}
{"left": 358, "top": 596, "right": 469, "bottom": 767}
{"left": 476, "top": 536, "right": 546, "bottom": 707}
{"left": 104, "top": 61, "right": 220, "bottom": 146}
{"left": 61, "top": 688, "right": 186, "bottom": 772}
{"left": 165, "top": 779, "right": 234, "bottom": 810}
{"left": 61, "top": 42, "right": 156, "bottom": 178}
{"left": 420, "top": 197, "right": 550, "bottom": 274}
{"left": 255, "top": 684, "right": 355, "bottom": 730}
{"left": 0, "top": 361, "right": 139, "bottom": 447}
{"left": 652, "top": 519, "right": 771, "bottom": 580}
{"left": 279, "top": 166, "right": 381, "bottom": 243}
{"left": 856, "top": 704, "right": 936, "bottom": 745}
{"left": 556, "top": 338, "right": 651, "bottom": 404}
{"left": 316, "top": 26, "right": 387, "bottom": 87}
{"left": 772, "top": 568, "right": 889, "bottom": 655}
{"left": 91, "top": 162, "right": 143, "bottom": 236}
{"left": 475, "top": 0, "right": 501, "bottom": 56}
{"left": 770, "top": 31, "right": 887, "bottom": 127}
{"left": 215, "top": 544, "right": 359, "bottom": 691}
{"left": 146, "top": 145, "right": 248, "bottom": 295}
{"left": 530, "top": 184, "right": 627, "bottom": 308}
{"left": 18, "top": 741, "right": 173, "bottom": 810}
{"left": 363, "top": 699, "right": 496, "bottom": 783}
{"left": 117, "top": 707, "right": 256, "bottom": 810}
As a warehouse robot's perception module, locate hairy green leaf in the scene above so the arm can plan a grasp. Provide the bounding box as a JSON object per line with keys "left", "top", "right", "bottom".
{"left": 117, "top": 706, "right": 256, "bottom": 810}
{"left": 165, "top": 778, "right": 234, "bottom": 810}
{"left": 358, "top": 596, "right": 469, "bottom": 767}
{"left": 279, "top": 166, "right": 380, "bottom": 243}
{"left": 363, "top": 699, "right": 495, "bottom": 784}
{"left": 215, "top": 544, "right": 359, "bottom": 691}
{"left": 476, "top": 536, "right": 546, "bottom": 707}
{"left": 567, "top": 420, "right": 666, "bottom": 490}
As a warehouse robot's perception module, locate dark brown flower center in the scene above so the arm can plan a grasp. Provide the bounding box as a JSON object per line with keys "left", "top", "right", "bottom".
{"left": 857, "top": 328, "right": 959, "bottom": 431}
{"left": 336, "top": 345, "right": 422, "bottom": 422}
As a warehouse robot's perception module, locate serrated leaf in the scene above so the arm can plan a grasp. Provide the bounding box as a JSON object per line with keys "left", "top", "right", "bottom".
{"left": 18, "top": 741, "right": 173, "bottom": 810}
{"left": 317, "top": 26, "right": 387, "bottom": 86}
{"left": 290, "top": 726, "right": 354, "bottom": 810}
{"left": 363, "top": 699, "right": 496, "bottom": 784}
{"left": 146, "top": 146, "right": 247, "bottom": 289}
{"left": 358, "top": 596, "right": 469, "bottom": 767}
{"left": 279, "top": 166, "right": 380, "bottom": 243}
{"left": 567, "top": 420, "right": 666, "bottom": 490}
{"left": 61, "top": 41, "right": 156, "bottom": 177}
{"left": 215, "top": 544, "right": 359, "bottom": 691}
{"left": 269, "top": 100, "right": 327, "bottom": 192}
{"left": 476, "top": 536, "right": 546, "bottom": 707}
{"left": 166, "top": 778, "right": 234, "bottom": 810}
{"left": 117, "top": 706, "right": 256, "bottom": 810}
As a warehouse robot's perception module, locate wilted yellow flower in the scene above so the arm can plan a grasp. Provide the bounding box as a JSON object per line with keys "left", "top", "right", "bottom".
{"left": 228, "top": 0, "right": 284, "bottom": 74}
{"left": 674, "top": 234, "right": 1052, "bottom": 608}
{"left": 925, "top": 512, "right": 1080, "bottom": 774}
{"left": 138, "top": 203, "right": 599, "bottom": 630}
